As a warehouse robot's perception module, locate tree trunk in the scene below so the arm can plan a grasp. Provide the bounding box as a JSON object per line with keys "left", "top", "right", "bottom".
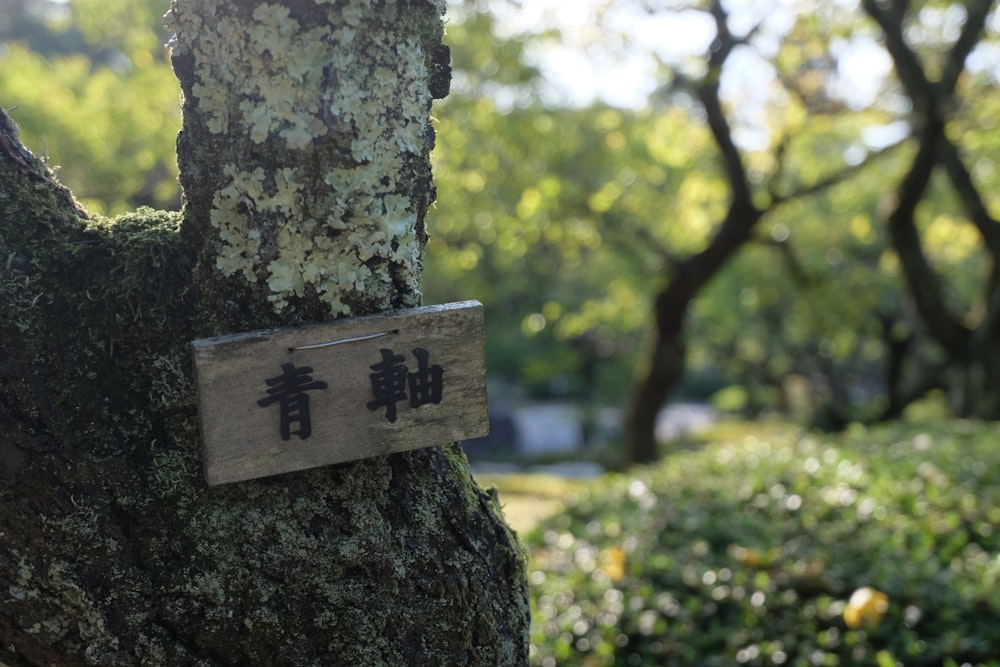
{"left": 627, "top": 320, "right": 686, "bottom": 465}
{"left": 626, "top": 201, "right": 761, "bottom": 463}
{"left": 624, "top": 1, "right": 765, "bottom": 464}
{"left": 0, "top": 1, "right": 528, "bottom": 664}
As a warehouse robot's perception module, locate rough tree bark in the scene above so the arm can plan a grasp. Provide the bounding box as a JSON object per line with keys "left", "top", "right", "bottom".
{"left": 0, "top": 1, "right": 528, "bottom": 665}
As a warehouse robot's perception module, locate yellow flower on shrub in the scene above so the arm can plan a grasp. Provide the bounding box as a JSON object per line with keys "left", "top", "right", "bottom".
{"left": 844, "top": 586, "right": 889, "bottom": 628}
{"left": 600, "top": 547, "right": 626, "bottom": 581}
{"left": 728, "top": 544, "right": 780, "bottom": 568}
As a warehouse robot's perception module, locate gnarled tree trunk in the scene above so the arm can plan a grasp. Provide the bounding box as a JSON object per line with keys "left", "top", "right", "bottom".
{"left": 0, "top": 1, "right": 528, "bottom": 664}
{"left": 626, "top": 1, "right": 764, "bottom": 464}
{"left": 864, "top": 0, "right": 1000, "bottom": 420}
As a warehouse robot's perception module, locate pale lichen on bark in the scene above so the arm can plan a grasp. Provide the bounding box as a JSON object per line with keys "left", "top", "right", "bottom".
{"left": 167, "top": 0, "right": 443, "bottom": 320}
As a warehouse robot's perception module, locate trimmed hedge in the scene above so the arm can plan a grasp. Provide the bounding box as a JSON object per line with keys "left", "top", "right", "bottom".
{"left": 526, "top": 421, "right": 1000, "bottom": 666}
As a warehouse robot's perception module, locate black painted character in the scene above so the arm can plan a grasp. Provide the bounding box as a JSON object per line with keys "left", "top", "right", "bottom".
{"left": 367, "top": 348, "right": 443, "bottom": 422}
{"left": 407, "top": 347, "right": 443, "bottom": 409}
{"left": 366, "top": 348, "right": 409, "bottom": 423}
{"left": 257, "top": 363, "right": 328, "bottom": 440}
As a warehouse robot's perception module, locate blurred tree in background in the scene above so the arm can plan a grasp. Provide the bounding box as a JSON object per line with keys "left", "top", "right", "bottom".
{"left": 4, "top": 0, "right": 1000, "bottom": 464}
{"left": 0, "top": 0, "right": 180, "bottom": 214}
{"left": 619, "top": 0, "right": 1000, "bottom": 461}
{"left": 863, "top": 0, "right": 1000, "bottom": 420}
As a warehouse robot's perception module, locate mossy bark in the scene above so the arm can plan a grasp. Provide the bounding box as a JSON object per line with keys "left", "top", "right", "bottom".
{"left": 0, "top": 1, "right": 528, "bottom": 665}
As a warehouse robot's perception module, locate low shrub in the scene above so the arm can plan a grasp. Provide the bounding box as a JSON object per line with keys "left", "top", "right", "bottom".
{"left": 526, "top": 421, "right": 1000, "bottom": 666}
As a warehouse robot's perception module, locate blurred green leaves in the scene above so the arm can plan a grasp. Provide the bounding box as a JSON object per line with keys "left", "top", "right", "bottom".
{"left": 527, "top": 421, "right": 1000, "bottom": 666}
{"left": 0, "top": 0, "right": 180, "bottom": 214}
{"left": 5, "top": 0, "right": 1000, "bottom": 420}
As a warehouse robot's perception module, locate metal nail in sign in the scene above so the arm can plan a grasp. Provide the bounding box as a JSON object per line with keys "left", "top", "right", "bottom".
{"left": 192, "top": 301, "right": 488, "bottom": 485}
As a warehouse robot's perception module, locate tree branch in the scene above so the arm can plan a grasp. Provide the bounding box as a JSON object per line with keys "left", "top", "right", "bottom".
{"left": 862, "top": 0, "right": 929, "bottom": 108}
{"left": 927, "top": 0, "right": 1000, "bottom": 251}
{"left": 755, "top": 236, "right": 818, "bottom": 288}
{"left": 698, "top": 0, "right": 758, "bottom": 214}
{"left": 862, "top": 0, "right": 996, "bottom": 360}
{"left": 0, "top": 108, "right": 89, "bottom": 219}
{"left": 938, "top": 0, "right": 994, "bottom": 95}
{"left": 939, "top": 135, "right": 1000, "bottom": 252}
{"left": 886, "top": 123, "right": 972, "bottom": 357}
{"left": 769, "top": 139, "right": 906, "bottom": 206}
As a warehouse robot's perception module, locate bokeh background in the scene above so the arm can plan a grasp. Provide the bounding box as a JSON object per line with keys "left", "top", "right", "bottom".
{"left": 5, "top": 1, "right": 1000, "bottom": 664}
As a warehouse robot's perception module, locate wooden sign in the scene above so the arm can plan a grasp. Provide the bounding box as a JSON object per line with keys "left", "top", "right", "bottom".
{"left": 192, "top": 301, "right": 488, "bottom": 485}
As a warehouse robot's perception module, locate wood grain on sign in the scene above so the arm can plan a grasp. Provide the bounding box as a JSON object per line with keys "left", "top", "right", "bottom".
{"left": 192, "top": 301, "right": 488, "bottom": 485}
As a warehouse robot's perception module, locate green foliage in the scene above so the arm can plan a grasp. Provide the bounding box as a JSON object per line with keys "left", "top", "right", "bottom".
{"left": 5, "top": 0, "right": 1000, "bottom": 420}
{"left": 0, "top": 1, "right": 181, "bottom": 214}
{"left": 528, "top": 421, "right": 1000, "bottom": 665}
{"left": 64, "top": 0, "right": 171, "bottom": 64}
{"left": 428, "top": 3, "right": 922, "bottom": 411}
{"left": 429, "top": 9, "right": 731, "bottom": 399}
{"left": 428, "top": 97, "right": 661, "bottom": 396}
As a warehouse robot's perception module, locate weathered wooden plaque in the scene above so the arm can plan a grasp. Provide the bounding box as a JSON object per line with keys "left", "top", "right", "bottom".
{"left": 192, "top": 301, "right": 488, "bottom": 485}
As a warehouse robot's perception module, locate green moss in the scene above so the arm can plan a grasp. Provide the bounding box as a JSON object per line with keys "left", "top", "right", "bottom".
{"left": 1, "top": 0, "right": 526, "bottom": 662}
{"left": 2, "top": 189, "right": 527, "bottom": 663}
